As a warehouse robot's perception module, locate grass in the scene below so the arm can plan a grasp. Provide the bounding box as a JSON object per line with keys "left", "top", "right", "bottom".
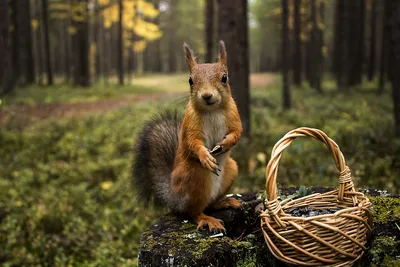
{"left": 0, "top": 74, "right": 399, "bottom": 266}
{"left": 1, "top": 74, "right": 189, "bottom": 106}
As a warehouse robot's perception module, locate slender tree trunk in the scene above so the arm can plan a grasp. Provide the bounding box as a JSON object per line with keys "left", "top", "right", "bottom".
{"left": 64, "top": 19, "right": 71, "bottom": 83}
{"left": 11, "top": 0, "right": 20, "bottom": 85}
{"left": 74, "top": 0, "right": 90, "bottom": 87}
{"left": 218, "top": 0, "right": 250, "bottom": 137}
{"left": 118, "top": 0, "right": 124, "bottom": 85}
{"left": 281, "top": 0, "right": 291, "bottom": 109}
{"left": 389, "top": 0, "right": 400, "bottom": 137}
{"left": 293, "top": 0, "right": 302, "bottom": 86}
{"left": 205, "top": 0, "right": 215, "bottom": 63}
{"left": 368, "top": 0, "right": 377, "bottom": 81}
{"left": 152, "top": 0, "right": 161, "bottom": 72}
{"left": 332, "top": 0, "right": 343, "bottom": 82}
{"left": 20, "top": 0, "right": 35, "bottom": 83}
{"left": 378, "top": 0, "right": 390, "bottom": 94}
{"left": 310, "top": 0, "right": 323, "bottom": 93}
{"left": 41, "top": 0, "right": 53, "bottom": 85}
{"left": 0, "top": 0, "right": 14, "bottom": 94}
{"left": 168, "top": 0, "right": 177, "bottom": 72}
{"left": 354, "top": 0, "right": 365, "bottom": 85}
{"left": 104, "top": 28, "right": 110, "bottom": 85}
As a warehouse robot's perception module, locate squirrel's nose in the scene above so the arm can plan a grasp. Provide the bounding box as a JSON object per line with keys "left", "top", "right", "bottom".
{"left": 202, "top": 93, "right": 213, "bottom": 100}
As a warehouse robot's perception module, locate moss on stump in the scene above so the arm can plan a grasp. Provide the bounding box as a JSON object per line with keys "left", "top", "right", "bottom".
{"left": 138, "top": 189, "right": 400, "bottom": 267}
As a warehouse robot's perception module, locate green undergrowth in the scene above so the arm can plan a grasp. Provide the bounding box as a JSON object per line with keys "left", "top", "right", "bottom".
{"left": 0, "top": 76, "right": 399, "bottom": 265}
{"left": 245, "top": 78, "right": 400, "bottom": 194}
{"left": 368, "top": 196, "right": 400, "bottom": 223}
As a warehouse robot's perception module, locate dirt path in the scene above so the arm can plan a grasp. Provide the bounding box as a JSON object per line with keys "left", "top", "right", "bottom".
{"left": 0, "top": 73, "right": 275, "bottom": 128}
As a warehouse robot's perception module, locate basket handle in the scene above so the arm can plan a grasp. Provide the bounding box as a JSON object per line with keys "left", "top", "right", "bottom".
{"left": 266, "top": 127, "right": 356, "bottom": 204}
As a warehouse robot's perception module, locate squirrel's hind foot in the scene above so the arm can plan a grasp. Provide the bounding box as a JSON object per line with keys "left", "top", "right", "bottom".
{"left": 210, "top": 197, "right": 242, "bottom": 210}
{"left": 195, "top": 213, "right": 225, "bottom": 233}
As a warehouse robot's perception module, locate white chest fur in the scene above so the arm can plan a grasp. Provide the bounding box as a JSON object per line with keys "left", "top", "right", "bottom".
{"left": 202, "top": 111, "right": 227, "bottom": 202}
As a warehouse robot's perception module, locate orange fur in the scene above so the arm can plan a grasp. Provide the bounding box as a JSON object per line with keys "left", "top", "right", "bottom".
{"left": 171, "top": 41, "right": 242, "bottom": 232}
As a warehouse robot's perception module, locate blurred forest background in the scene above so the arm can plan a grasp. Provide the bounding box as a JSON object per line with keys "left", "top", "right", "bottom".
{"left": 1, "top": 0, "right": 400, "bottom": 265}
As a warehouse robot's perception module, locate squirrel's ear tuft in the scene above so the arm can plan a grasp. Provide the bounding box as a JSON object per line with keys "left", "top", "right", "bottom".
{"left": 183, "top": 42, "right": 197, "bottom": 71}
{"left": 218, "top": 40, "right": 227, "bottom": 66}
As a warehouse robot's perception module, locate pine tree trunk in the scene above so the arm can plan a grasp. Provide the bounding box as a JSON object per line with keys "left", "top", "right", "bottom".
{"left": 348, "top": 0, "right": 363, "bottom": 87}
{"left": 0, "top": 0, "right": 14, "bottom": 94}
{"left": 41, "top": 0, "right": 53, "bottom": 85}
{"left": 153, "top": 0, "right": 161, "bottom": 72}
{"left": 378, "top": 0, "right": 390, "bottom": 94}
{"left": 11, "top": 0, "right": 20, "bottom": 85}
{"left": 218, "top": 0, "right": 250, "bottom": 137}
{"left": 205, "top": 0, "right": 215, "bottom": 63}
{"left": 118, "top": 0, "right": 124, "bottom": 85}
{"left": 281, "top": 0, "right": 291, "bottom": 109}
{"left": 19, "top": 0, "right": 35, "bottom": 83}
{"left": 293, "top": 0, "right": 302, "bottom": 86}
{"left": 332, "top": 0, "right": 343, "bottom": 83}
{"left": 310, "top": 0, "right": 323, "bottom": 93}
{"left": 168, "top": 0, "right": 177, "bottom": 72}
{"left": 367, "top": 0, "right": 376, "bottom": 81}
{"left": 389, "top": 0, "right": 400, "bottom": 137}
{"left": 73, "top": 0, "right": 90, "bottom": 87}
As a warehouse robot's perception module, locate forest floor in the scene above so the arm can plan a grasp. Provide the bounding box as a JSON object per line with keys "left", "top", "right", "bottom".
{"left": 0, "top": 73, "right": 275, "bottom": 127}
{"left": 1, "top": 75, "right": 398, "bottom": 266}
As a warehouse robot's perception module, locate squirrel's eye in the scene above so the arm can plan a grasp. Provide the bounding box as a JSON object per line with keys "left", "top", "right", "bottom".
{"left": 221, "top": 74, "right": 227, "bottom": 83}
{"left": 189, "top": 77, "right": 194, "bottom": 86}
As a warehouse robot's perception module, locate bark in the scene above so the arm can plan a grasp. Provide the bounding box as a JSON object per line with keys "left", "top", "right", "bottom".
{"left": 281, "top": 0, "right": 291, "bottom": 109}
{"left": 332, "top": 0, "right": 343, "bottom": 83}
{"left": 378, "top": 0, "right": 390, "bottom": 94}
{"left": 151, "top": 0, "right": 162, "bottom": 72}
{"left": 0, "top": 0, "right": 14, "bottom": 94}
{"left": 168, "top": 0, "right": 177, "bottom": 72}
{"left": 19, "top": 0, "right": 35, "bottom": 83}
{"left": 117, "top": 0, "right": 124, "bottom": 85}
{"left": 73, "top": 0, "right": 90, "bottom": 87}
{"left": 367, "top": 0, "right": 377, "bottom": 81}
{"left": 309, "top": 0, "right": 323, "bottom": 93}
{"left": 218, "top": 0, "right": 250, "bottom": 138}
{"left": 293, "top": 0, "right": 302, "bottom": 86}
{"left": 205, "top": 0, "right": 215, "bottom": 63}
{"left": 41, "top": 0, "right": 53, "bottom": 85}
{"left": 64, "top": 15, "right": 71, "bottom": 83}
{"left": 389, "top": 0, "right": 400, "bottom": 137}
{"left": 11, "top": 0, "right": 20, "bottom": 85}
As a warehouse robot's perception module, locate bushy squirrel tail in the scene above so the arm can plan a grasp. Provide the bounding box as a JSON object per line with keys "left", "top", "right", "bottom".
{"left": 132, "top": 110, "right": 182, "bottom": 206}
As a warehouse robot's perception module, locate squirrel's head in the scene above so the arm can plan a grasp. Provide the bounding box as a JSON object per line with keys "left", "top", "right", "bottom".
{"left": 183, "top": 41, "right": 230, "bottom": 111}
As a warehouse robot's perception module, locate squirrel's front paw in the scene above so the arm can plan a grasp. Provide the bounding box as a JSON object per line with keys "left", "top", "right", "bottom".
{"left": 199, "top": 150, "right": 219, "bottom": 172}
{"left": 217, "top": 139, "right": 234, "bottom": 154}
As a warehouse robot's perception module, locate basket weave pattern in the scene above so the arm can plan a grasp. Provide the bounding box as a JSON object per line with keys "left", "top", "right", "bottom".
{"left": 261, "top": 128, "right": 372, "bottom": 267}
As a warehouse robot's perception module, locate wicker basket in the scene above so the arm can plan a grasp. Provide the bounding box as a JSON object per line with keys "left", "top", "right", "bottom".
{"left": 260, "top": 127, "right": 372, "bottom": 267}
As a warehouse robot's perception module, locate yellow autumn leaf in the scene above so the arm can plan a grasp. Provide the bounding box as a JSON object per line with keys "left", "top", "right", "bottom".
{"left": 100, "top": 181, "right": 114, "bottom": 191}
{"left": 133, "top": 18, "right": 162, "bottom": 41}
{"left": 137, "top": 0, "right": 159, "bottom": 19}
{"left": 133, "top": 40, "right": 147, "bottom": 53}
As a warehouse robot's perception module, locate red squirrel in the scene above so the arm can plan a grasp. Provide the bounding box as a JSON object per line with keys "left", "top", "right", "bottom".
{"left": 133, "top": 41, "right": 242, "bottom": 232}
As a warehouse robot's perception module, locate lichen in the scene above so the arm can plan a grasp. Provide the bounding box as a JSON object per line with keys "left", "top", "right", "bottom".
{"left": 237, "top": 252, "right": 257, "bottom": 267}
{"left": 368, "top": 236, "right": 400, "bottom": 266}
{"left": 368, "top": 196, "right": 400, "bottom": 223}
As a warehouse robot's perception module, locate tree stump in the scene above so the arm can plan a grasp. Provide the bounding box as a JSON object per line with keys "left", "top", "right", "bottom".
{"left": 138, "top": 188, "right": 400, "bottom": 267}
